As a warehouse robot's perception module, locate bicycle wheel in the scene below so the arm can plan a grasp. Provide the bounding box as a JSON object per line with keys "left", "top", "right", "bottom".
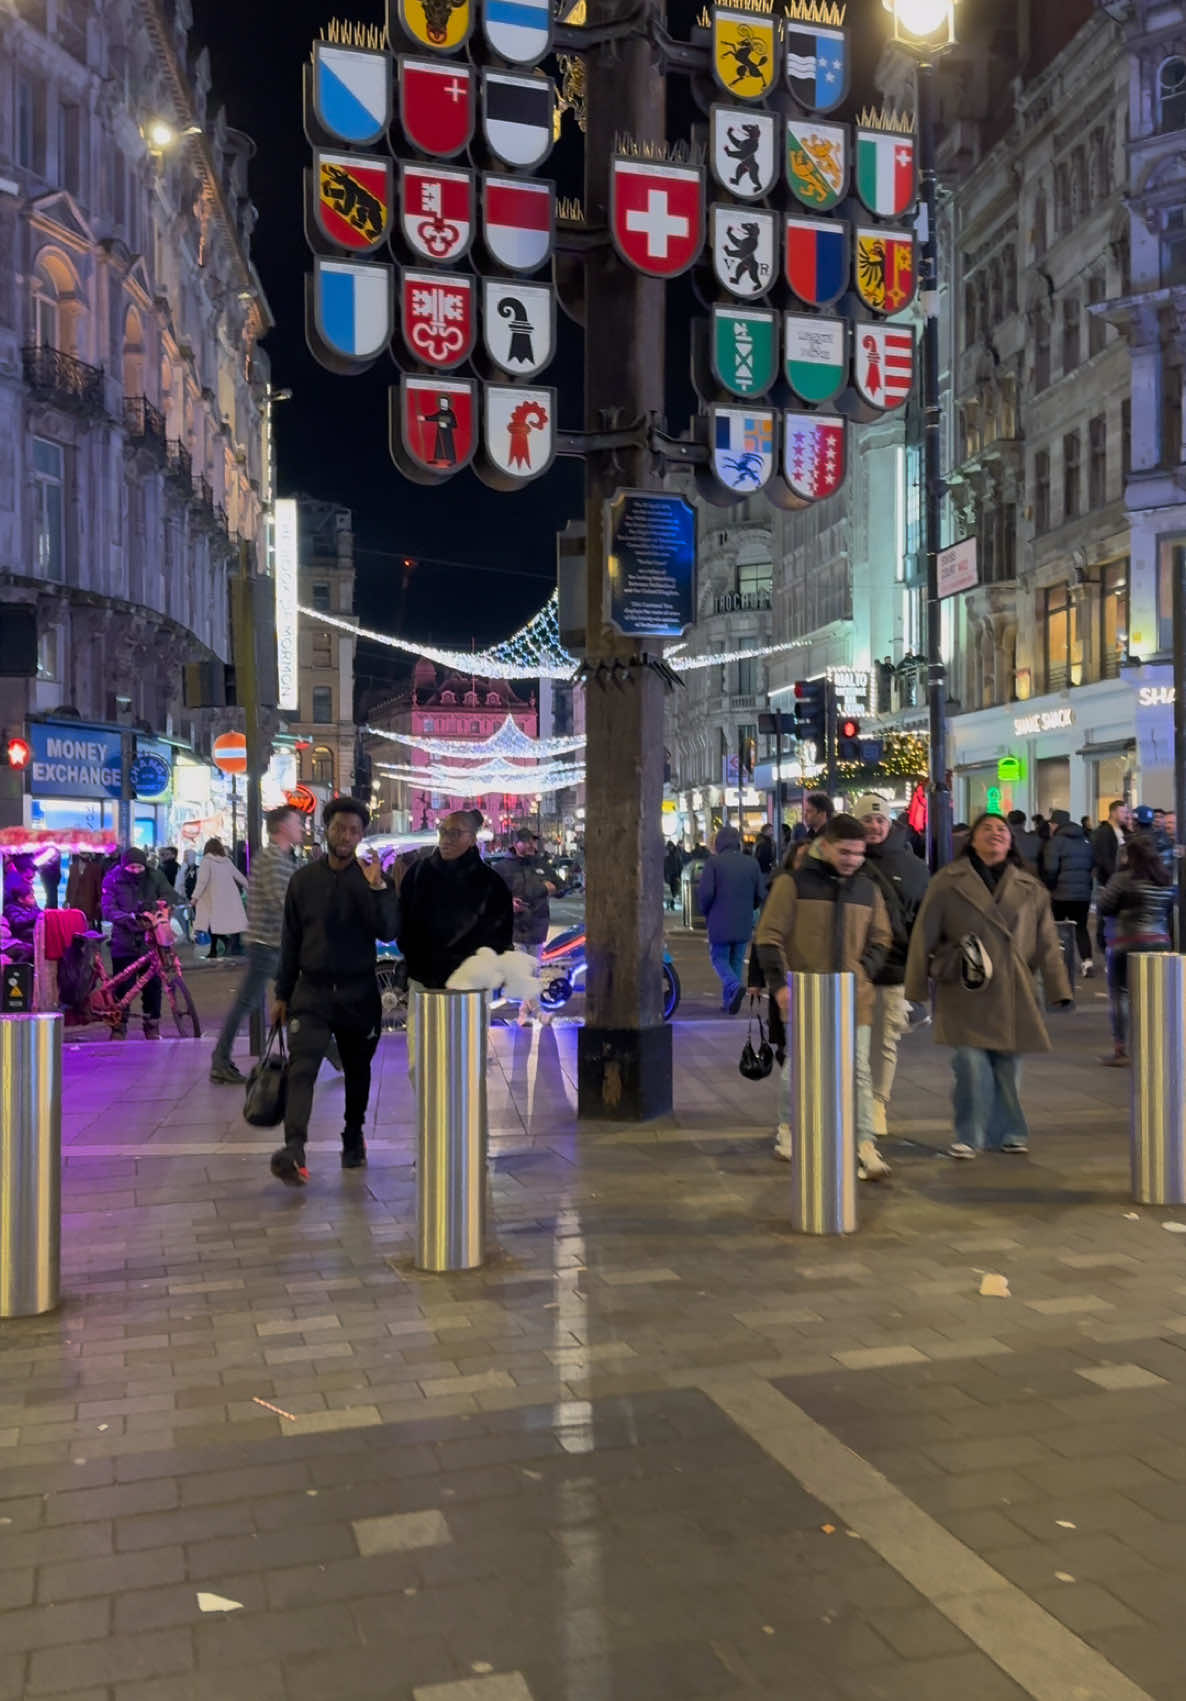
{"left": 662, "top": 960, "right": 681, "bottom": 1021}
{"left": 164, "top": 966, "right": 201, "bottom": 1038}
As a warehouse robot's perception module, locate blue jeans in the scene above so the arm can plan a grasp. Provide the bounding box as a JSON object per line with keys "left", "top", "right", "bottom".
{"left": 952, "top": 1047, "right": 1028, "bottom": 1150}
{"left": 709, "top": 939, "right": 748, "bottom": 1006}
{"left": 213, "top": 942, "right": 279, "bottom": 1065}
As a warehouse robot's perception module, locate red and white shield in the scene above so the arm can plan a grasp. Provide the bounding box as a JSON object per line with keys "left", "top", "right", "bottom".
{"left": 610, "top": 158, "right": 703, "bottom": 279}
{"left": 853, "top": 324, "right": 914, "bottom": 411}
{"left": 401, "top": 164, "right": 473, "bottom": 263}
{"left": 400, "top": 269, "right": 475, "bottom": 368}
{"left": 398, "top": 376, "right": 477, "bottom": 477}
{"left": 484, "top": 385, "right": 556, "bottom": 481}
{"left": 398, "top": 56, "right": 474, "bottom": 157}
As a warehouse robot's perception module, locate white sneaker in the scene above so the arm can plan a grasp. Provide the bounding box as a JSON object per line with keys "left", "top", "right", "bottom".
{"left": 773, "top": 1124, "right": 791, "bottom": 1162}
{"left": 516, "top": 1008, "right": 532, "bottom": 1028}
{"left": 858, "top": 1139, "right": 891, "bottom": 1181}
{"left": 948, "top": 1141, "right": 976, "bottom": 1160}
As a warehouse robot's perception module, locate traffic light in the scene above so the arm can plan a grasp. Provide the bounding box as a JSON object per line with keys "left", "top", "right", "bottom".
{"left": 2, "top": 735, "right": 31, "bottom": 770}
{"left": 837, "top": 716, "right": 862, "bottom": 762}
{"left": 792, "top": 678, "right": 829, "bottom": 749}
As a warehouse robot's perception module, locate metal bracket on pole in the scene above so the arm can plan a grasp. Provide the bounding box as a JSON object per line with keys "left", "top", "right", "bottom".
{"left": 576, "top": 653, "right": 685, "bottom": 693}
{"left": 555, "top": 421, "right": 708, "bottom": 464}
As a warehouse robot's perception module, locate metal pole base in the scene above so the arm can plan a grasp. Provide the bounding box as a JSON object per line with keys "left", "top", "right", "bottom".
{"left": 0, "top": 1013, "right": 62, "bottom": 1317}
{"left": 1131, "top": 953, "right": 1186, "bottom": 1205}
{"left": 577, "top": 1022, "right": 673, "bottom": 1121}
{"left": 787, "top": 973, "right": 858, "bottom": 1235}
{"left": 414, "top": 990, "right": 489, "bottom": 1272}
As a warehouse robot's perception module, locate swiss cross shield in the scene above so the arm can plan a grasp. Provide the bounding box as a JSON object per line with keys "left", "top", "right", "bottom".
{"left": 400, "top": 269, "right": 475, "bottom": 368}
{"left": 391, "top": 0, "right": 472, "bottom": 55}
{"left": 854, "top": 323, "right": 915, "bottom": 410}
{"left": 308, "top": 258, "right": 393, "bottom": 372}
{"left": 783, "top": 313, "right": 847, "bottom": 405}
{"left": 398, "top": 57, "right": 474, "bottom": 157}
{"left": 711, "top": 306, "right": 777, "bottom": 398}
{"left": 711, "top": 205, "right": 776, "bottom": 300}
{"left": 854, "top": 226, "right": 917, "bottom": 314}
{"left": 710, "top": 106, "right": 776, "bottom": 201}
{"left": 310, "top": 42, "right": 390, "bottom": 147}
{"left": 481, "top": 71, "right": 554, "bottom": 169}
{"left": 482, "top": 279, "right": 554, "bottom": 377}
{"left": 610, "top": 158, "right": 703, "bottom": 279}
{"left": 712, "top": 9, "right": 777, "bottom": 103}
{"left": 483, "top": 384, "right": 557, "bottom": 482}
{"left": 711, "top": 407, "right": 774, "bottom": 493}
{"left": 312, "top": 151, "right": 392, "bottom": 253}
{"left": 783, "top": 411, "right": 846, "bottom": 502}
{"left": 401, "top": 164, "right": 473, "bottom": 263}
{"left": 786, "top": 119, "right": 848, "bottom": 211}
{"left": 482, "top": 175, "right": 553, "bottom": 271}
{"left": 395, "top": 376, "right": 477, "bottom": 478}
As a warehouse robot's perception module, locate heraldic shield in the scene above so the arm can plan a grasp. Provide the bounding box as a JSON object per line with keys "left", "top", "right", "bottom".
{"left": 712, "top": 8, "right": 777, "bottom": 103}
{"left": 784, "top": 23, "right": 849, "bottom": 113}
{"left": 481, "top": 0, "right": 550, "bottom": 65}
{"left": 853, "top": 323, "right": 914, "bottom": 411}
{"left": 786, "top": 118, "right": 848, "bottom": 211}
{"left": 307, "top": 258, "right": 393, "bottom": 373}
{"left": 711, "top": 306, "right": 777, "bottom": 398}
{"left": 401, "top": 163, "right": 473, "bottom": 263}
{"left": 398, "top": 57, "right": 475, "bottom": 158}
{"left": 783, "top": 411, "right": 846, "bottom": 502}
{"left": 479, "top": 384, "right": 557, "bottom": 488}
{"left": 309, "top": 42, "right": 390, "bottom": 147}
{"left": 855, "top": 227, "right": 916, "bottom": 314}
{"left": 393, "top": 376, "right": 477, "bottom": 482}
{"left": 390, "top": 0, "right": 472, "bottom": 56}
{"left": 400, "top": 269, "right": 476, "bottom": 368}
{"left": 710, "top": 106, "right": 776, "bottom": 200}
{"left": 711, "top": 205, "right": 776, "bottom": 301}
{"left": 711, "top": 407, "right": 775, "bottom": 494}
{"left": 481, "top": 279, "right": 554, "bottom": 377}
{"left": 783, "top": 313, "right": 847, "bottom": 406}
{"left": 610, "top": 158, "right": 703, "bottom": 279}
{"left": 482, "top": 175, "right": 554, "bottom": 271}
{"left": 311, "top": 151, "right": 392, "bottom": 254}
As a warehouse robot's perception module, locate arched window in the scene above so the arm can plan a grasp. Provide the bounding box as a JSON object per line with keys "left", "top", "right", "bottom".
{"left": 464, "top": 690, "right": 478, "bottom": 706}
{"left": 485, "top": 692, "right": 500, "bottom": 705}
{"left": 312, "top": 747, "right": 334, "bottom": 787}
{"left": 1159, "top": 56, "right": 1186, "bottom": 133}
{"left": 440, "top": 691, "right": 456, "bottom": 704}
{"left": 31, "top": 249, "right": 82, "bottom": 355}
{"left": 122, "top": 306, "right": 144, "bottom": 397}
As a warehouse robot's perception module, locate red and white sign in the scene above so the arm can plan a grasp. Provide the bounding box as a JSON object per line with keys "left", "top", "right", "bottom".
{"left": 937, "top": 536, "right": 979, "bottom": 599}
{"left": 400, "top": 269, "right": 475, "bottom": 368}
{"left": 610, "top": 157, "right": 703, "bottom": 279}
{"left": 398, "top": 57, "right": 474, "bottom": 158}
{"left": 212, "top": 732, "right": 248, "bottom": 775}
{"left": 401, "top": 164, "right": 473, "bottom": 263}
{"left": 854, "top": 324, "right": 914, "bottom": 411}
{"left": 482, "top": 175, "right": 553, "bottom": 272}
{"left": 399, "top": 376, "right": 477, "bottom": 477}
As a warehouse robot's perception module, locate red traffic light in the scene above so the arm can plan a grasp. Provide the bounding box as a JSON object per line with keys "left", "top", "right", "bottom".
{"left": 839, "top": 717, "right": 861, "bottom": 741}
{"left": 794, "top": 680, "right": 808, "bottom": 699}
{"left": 5, "top": 736, "right": 32, "bottom": 770}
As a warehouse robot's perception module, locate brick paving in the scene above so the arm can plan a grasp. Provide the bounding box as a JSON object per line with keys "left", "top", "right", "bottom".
{"left": 4, "top": 990, "right": 1186, "bottom": 1699}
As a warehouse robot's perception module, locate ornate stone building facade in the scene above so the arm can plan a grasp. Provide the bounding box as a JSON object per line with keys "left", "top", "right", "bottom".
{"left": 290, "top": 497, "right": 358, "bottom": 807}
{"left": 0, "top": 0, "right": 270, "bottom": 771}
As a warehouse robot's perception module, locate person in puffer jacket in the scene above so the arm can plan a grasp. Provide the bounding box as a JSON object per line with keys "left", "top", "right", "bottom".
{"left": 1040, "top": 810, "right": 1096, "bottom": 974}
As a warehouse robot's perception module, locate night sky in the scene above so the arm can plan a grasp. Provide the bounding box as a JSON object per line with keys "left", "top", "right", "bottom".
{"left": 190, "top": 0, "right": 889, "bottom": 698}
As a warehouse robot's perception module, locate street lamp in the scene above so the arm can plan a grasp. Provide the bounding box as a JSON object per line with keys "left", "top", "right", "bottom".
{"left": 884, "top": 0, "right": 957, "bottom": 869}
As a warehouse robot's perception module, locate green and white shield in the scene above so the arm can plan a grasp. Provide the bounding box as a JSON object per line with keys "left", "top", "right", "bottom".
{"left": 783, "top": 313, "right": 847, "bottom": 405}
{"left": 711, "top": 305, "right": 777, "bottom": 398}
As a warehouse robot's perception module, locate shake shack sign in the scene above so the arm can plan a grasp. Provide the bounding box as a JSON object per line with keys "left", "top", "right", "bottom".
{"left": 29, "top": 724, "right": 123, "bottom": 798}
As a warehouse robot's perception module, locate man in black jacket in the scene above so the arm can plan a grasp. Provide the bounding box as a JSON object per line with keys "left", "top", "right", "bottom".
{"left": 397, "top": 812, "right": 514, "bottom": 990}
{"left": 269, "top": 797, "right": 399, "bottom": 1186}
{"left": 1042, "top": 809, "right": 1096, "bottom": 974}
{"left": 857, "top": 799, "right": 929, "bottom": 1143}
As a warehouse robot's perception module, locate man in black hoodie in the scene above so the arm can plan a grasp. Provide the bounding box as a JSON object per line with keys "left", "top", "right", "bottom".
{"left": 397, "top": 812, "right": 514, "bottom": 990}
{"left": 269, "top": 796, "right": 399, "bottom": 1186}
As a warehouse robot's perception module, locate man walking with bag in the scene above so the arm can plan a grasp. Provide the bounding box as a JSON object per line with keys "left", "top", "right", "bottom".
{"left": 210, "top": 804, "right": 303, "bottom": 1084}
{"left": 269, "top": 797, "right": 399, "bottom": 1186}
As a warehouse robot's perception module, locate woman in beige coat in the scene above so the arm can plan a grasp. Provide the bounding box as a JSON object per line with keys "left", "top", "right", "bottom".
{"left": 904, "top": 812, "right": 1072, "bottom": 1159}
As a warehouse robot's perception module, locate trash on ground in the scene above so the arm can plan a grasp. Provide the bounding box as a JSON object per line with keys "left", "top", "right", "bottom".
{"left": 197, "top": 1592, "right": 244, "bottom": 1613}
{"left": 1054, "top": 1572, "right": 1075, "bottom": 1583}
{"left": 252, "top": 1396, "right": 297, "bottom": 1419}
{"left": 979, "top": 1273, "right": 1011, "bottom": 1297}
{"left": 1162, "top": 1222, "right": 1186, "bottom": 1234}
{"left": 1123, "top": 1212, "right": 1140, "bottom": 1221}
{"left": 819, "top": 1523, "right": 836, "bottom": 1534}
{"left": 1055, "top": 1519, "right": 1076, "bottom": 1529}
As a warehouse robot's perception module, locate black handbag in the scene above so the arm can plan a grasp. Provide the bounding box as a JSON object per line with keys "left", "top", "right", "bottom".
{"left": 243, "top": 1021, "right": 289, "bottom": 1127}
{"left": 739, "top": 996, "right": 775, "bottom": 1080}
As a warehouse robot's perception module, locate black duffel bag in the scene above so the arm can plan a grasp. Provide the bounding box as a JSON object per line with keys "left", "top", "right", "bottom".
{"left": 243, "top": 1021, "right": 288, "bottom": 1127}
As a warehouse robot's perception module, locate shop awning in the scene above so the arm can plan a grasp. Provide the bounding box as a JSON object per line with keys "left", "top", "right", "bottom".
{"left": 1075, "top": 738, "right": 1136, "bottom": 757}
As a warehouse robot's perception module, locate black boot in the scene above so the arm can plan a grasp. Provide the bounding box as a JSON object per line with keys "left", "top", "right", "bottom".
{"left": 341, "top": 1129, "right": 367, "bottom": 1169}
{"left": 270, "top": 1142, "right": 308, "bottom": 1186}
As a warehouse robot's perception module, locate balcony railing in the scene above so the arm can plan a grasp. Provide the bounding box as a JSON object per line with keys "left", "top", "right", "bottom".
{"left": 123, "top": 395, "right": 167, "bottom": 456}
{"left": 166, "top": 438, "right": 193, "bottom": 488}
{"left": 22, "top": 345, "right": 105, "bottom": 416}
{"left": 714, "top": 589, "right": 772, "bottom": 614}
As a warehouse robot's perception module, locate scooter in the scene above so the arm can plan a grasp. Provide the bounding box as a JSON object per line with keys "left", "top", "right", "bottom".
{"left": 537, "top": 924, "right": 681, "bottom": 1020}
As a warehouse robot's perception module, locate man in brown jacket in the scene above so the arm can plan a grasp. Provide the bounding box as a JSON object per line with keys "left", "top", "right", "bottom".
{"left": 756, "top": 814, "right": 894, "bottom": 1179}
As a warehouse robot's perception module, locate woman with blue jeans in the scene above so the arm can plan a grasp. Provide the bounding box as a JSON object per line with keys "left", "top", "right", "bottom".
{"left": 905, "top": 813, "right": 1072, "bottom": 1159}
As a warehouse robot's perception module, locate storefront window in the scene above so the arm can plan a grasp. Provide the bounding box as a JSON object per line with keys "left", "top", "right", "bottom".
{"left": 1037, "top": 756, "right": 1070, "bottom": 817}
{"left": 963, "top": 768, "right": 1005, "bottom": 821}
{"left": 1100, "top": 560, "right": 1128, "bottom": 678}
{"left": 1044, "top": 583, "right": 1080, "bottom": 690}
{"left": 1088, "top": 751, "right": 1130, "bottom": 826}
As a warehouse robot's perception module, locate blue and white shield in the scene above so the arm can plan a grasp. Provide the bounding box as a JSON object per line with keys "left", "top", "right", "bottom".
{"left": 308, "top": 257, "right": 392, "bottom": 370}
{"left": 711, "top": 406, "right": 774, "bottom": 493}
{"left": 482, "top": 0, "right": 550, "bottom": 65}
{"left": 311, "top": 42, "right": 391, "bottom": 146}
{"left": 784, "top": 25, "right": 849, "bottom": 114}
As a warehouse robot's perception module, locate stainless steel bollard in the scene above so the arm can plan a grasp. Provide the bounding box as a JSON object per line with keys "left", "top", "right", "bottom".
{"left": 413, "top": 989, "right": 489, "bottom": 1272}
{"left": 0, "top": 1013, "right": 62, "bottom": 1316}
{"left": 1130, "top": 953, "right": 1186, "bottom": 1204}
{"left": 787, "top": 972, "right": 858, "bottom": 1235}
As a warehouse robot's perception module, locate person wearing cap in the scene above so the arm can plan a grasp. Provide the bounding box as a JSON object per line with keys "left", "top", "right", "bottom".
{"left": 100, "top": 846, "right": 180, "bottom": 1040}
{"left": 1040, "top": 809, "right": 1096, "bottom": 975}
{"left": 856, "top": 795, "right": 929, "bottom": 1143}
{"left": 905, "top": 812, "right": 1071, "bottom": 1159}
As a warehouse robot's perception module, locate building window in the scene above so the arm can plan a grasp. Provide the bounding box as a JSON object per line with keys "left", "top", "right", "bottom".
{"left": 17, "top": 75, "right": 47, "bottom": 174}
{"left": 964, "top": 281, "right": 977, "bottom": 344}
{"left": 1070, "top": 148, "right": 1088, "bottom": 217}
{"left": 312, "top": 685, "right": 333, "bottom": 723}
{"left": 312, "top": 748, "right": 334, "bottom": 787}
{"left": 1088, "top": 274, "right": 1107, "bottom": 356}
{"left": 1054, "top": 161, "right": 1071, "bottom": 237}
{"left": 1031, "top": 190, "right": 1047, "bottom": 260}
{"left": 311, "top": 630, "right": 332, "bottom": 668}
{"left": 1089, "top": 415, "right": 1107, "bottom": 508}
{"left": 736, "top": 639, "right": 759, "bottom": 695}
{"left": 1034, "top": 310, "right": 1050, "bottom": 390}
{"left": 1063, "top": 430, "right": 1081, "bottom": 520}
{"left": 1157, "top": 537, "right": 1186, "bottom": 651}
{"left": 1159, "top": 56, "right": 1186, "bottom": 132}
{"left": 1163, "top": 209, "right": 1186, "bottom": 287}
{"left": 57, "top": 102, "right": 81, "bottom": 197}
{"left": 1034, "top": 448, "right": 1050, "bottom": 533}
{"left": 1122, "top": 397, "right": 1131, "bottom": 475}
{"left": 1163, "top": 362, "right": 1182, "bottom": 467}
{"left": 1061, "top": 295, "right": 1080, "bottom": 375}
{"left": 737, "top": 558, "right": 773, "bottom": 602}
{"left": 311, "top": 581, "right": 330, "bottom": 611}
{"left": 32, "top": 437, "right": 65, "bottom": 582}
{"left": 440, "top": 691, "right": 455, "bottom": 704}
{"left": 1100, "top": 560, "right": 1128, "bottom": 679}
{"left": 422, "top": 718, "right": 434, "bottom": 732}
{"left": 1044, "top": 583, "right": 1080, "bottom": 691}
{"left": 31, "top": 251, "right": 81, "bottom": 356}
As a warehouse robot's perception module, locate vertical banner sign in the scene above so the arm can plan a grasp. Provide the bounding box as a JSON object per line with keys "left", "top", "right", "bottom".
{"left": 273, "top": 498, "right": 300, "bottom": 712}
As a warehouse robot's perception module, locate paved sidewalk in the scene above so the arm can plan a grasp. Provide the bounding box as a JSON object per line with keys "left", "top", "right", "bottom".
{"left": 3, "top": 1002, "right": 1185, "bottom": 1700}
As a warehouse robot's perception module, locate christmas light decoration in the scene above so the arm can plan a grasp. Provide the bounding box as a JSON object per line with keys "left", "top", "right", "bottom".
{"left": 376, "top": 761, "right": 586, "bottom": 796}
{"left": 366, "top": 714, "right": 585, "bottom": 759}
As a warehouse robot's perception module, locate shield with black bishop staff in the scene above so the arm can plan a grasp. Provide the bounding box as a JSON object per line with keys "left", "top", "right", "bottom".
{"left": 480, "top": 279, "right": 555, "bottom": 379}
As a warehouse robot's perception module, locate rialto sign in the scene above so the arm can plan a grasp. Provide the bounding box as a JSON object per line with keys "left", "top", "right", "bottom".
{"left": 1012, "top": 707, "right": 1076, "bottom": 737}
